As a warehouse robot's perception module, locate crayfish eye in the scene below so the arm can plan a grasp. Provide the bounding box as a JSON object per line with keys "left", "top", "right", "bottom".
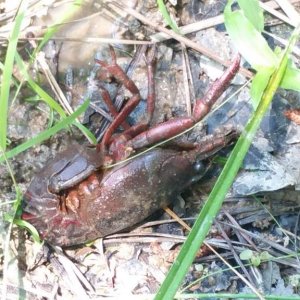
{"left": 193, "top": 161, "right": 205, "bottom": 173}
{"left": 189, "top": 160, "right": 209, "bottom": 184}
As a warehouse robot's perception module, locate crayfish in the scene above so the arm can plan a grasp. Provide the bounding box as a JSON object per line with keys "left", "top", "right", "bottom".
{"left": 22, "top": 46, "right": 240, "bottom": 246}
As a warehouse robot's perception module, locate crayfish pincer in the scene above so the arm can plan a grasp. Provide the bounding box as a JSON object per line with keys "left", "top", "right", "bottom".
{"left": 22, "top": 46, "right": 240, "bottom": 246}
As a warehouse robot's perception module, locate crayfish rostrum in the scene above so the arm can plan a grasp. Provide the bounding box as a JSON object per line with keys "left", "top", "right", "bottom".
{"left": 22, "top": 46, "right": 240, "bottom": 246}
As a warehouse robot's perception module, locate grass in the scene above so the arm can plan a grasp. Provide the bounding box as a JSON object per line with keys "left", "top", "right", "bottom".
{"left": 0, "top": 99, "right": 90, "bottom": 163}
{"left": 156, "top": 0, "right": 181, "bottom": 34}
{"left": 0, "top": 1, "right": 93, "bottom": 298}
{"left": 0, "top": 2, "right": 28, "bottom": 297}
{"left": 155, "top": 0, "right": 300, "bottom": 297}
{"left": 155, "top": 20, "right": 300, "bottom": 300}
{"left": 0, "top": 2, "right": 26, "bottom": 151}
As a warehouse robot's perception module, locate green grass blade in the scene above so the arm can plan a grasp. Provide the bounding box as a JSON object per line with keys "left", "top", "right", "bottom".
{"left": 15, "top": 52, "right": 67, "bottom": 117}
{"left": 5, "top": 216, "right": 42, "bottom": 244}
{"left": 224, "top": 0, "right": 277, "bottom": 70}
{"left": 15, "top": 219, "right": 42, "bottom": 243}
{"left": 0, "top": 0, "right": 27, "bottom": 151}
{"left": 0, "top": 99, "right": 90, "bottom": 163}
{"left": 156, "top": 0, "right": 181, "bottom": 34}
{"left": 35, "top": 0, "right": 84, "bottom": 55}
{"left": 237, "top": 0, "right": 264, "bottom": 32}
{"left": 74, "top": 122, "right": 97, "bottom": 144}
{"left": 15, "top": 52, "right": 97, "bottom": 143}
{"left": 280, "top": 64, "right": 300, "bottom": 91}
{"left": 154, "top": 23, "right": 300, "bottom": 300}
{"left": 250, "top": 68, "right": 274, "bottom": 109}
